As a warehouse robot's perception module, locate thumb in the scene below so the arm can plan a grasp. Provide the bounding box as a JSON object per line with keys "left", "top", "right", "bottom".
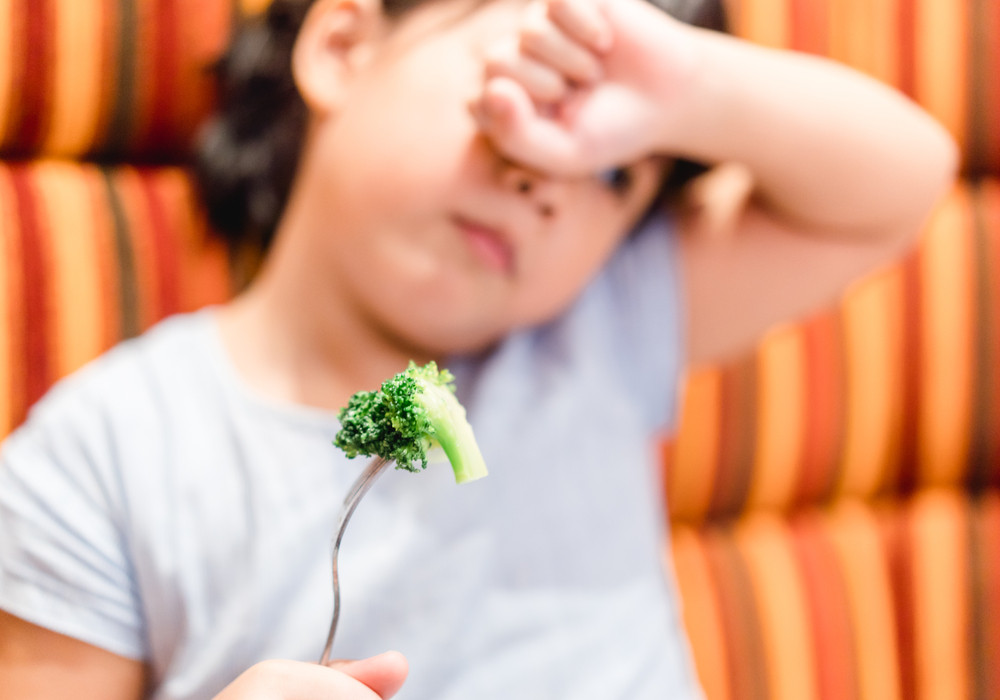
{"left": 327, "top": 651, "right": 409, "bottom": 699}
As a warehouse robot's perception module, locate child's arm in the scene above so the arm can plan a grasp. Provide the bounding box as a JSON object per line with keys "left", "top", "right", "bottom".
{"left": 475, "top": 0, "right": 958, "bottom": 363}
{"left": 0, "top": 610, "right": 406, "bottom": 699}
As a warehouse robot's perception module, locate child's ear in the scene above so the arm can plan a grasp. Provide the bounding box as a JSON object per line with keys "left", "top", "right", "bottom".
{"left": 292, "top": 0, "right": 381, "bottom": 114}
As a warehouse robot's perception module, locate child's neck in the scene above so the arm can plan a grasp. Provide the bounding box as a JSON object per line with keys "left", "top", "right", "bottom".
{"left": 215, "top": 253, "right": 434, "bottom": 413}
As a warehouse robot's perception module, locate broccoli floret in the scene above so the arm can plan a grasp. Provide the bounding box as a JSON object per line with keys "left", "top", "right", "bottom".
{"left": 334, "top": 361, "right": 488, "bottom": 484}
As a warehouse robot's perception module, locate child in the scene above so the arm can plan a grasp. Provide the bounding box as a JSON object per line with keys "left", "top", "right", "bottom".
{"left": 0, "top": 0, "right": 956, "bottom": 698}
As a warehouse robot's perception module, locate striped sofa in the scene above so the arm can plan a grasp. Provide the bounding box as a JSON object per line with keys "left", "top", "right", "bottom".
{"left": 0, "top": 1, "right": 993, "bottom": 699}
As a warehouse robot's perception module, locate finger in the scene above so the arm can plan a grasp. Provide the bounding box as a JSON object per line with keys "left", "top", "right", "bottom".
{"left": 327, "top": 651, "right": 409, "bottom": 699}
{"left": 484, "top": 39, "right": 571, "bottom": 104}
{"left": 520, "top": 1, "right": 603, "bottom": 85}
{"left": 218, "top": 660, "right": 387, "bottom": 700}
{"left": 476, "top": 76, "right": 583, "bottom": 176}
{"left": 546, "top": 0, "right": 612, "bottom": 53}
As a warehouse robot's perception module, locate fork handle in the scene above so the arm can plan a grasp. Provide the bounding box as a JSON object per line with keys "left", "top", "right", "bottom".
{"left": 319, "top": 456, "right": 392, "bottom": 665}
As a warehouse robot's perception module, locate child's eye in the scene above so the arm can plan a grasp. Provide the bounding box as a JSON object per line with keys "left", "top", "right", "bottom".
{"left": 597, "top": 167, "right": 634, "bottom": 195}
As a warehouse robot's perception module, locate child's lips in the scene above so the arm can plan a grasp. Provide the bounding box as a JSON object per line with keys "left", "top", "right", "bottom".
{"left": 454, "top": 215, "right": 515, "bottom": 274}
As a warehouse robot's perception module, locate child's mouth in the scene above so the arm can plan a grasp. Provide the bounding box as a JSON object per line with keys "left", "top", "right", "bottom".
{"left": 454, "top": 215, "right": 515, "bottom": 274}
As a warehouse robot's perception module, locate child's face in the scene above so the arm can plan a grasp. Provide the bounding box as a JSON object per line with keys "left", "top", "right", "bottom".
{"left": 301, "top": 0, "right": 668, "bottom": 355}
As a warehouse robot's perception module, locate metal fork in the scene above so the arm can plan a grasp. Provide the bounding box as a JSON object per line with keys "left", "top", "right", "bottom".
{"left": 319, "top": 456, "right": 393, "bottom": 665}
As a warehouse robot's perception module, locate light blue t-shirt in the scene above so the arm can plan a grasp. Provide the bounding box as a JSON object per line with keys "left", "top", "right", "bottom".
{"left": 0, "top": 215, "right": 701, "bottom": 699}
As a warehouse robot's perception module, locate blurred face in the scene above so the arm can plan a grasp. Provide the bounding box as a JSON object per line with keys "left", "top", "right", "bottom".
{"left": 298, "top": 0, "right": 667, "bottom": 355}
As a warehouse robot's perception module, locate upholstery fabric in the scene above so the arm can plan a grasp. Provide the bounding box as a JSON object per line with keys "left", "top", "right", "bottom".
{"left": 0, "top": 0, "right": 233, "bottom": 160}
{"left": 660, "top": 2, "right": 1000, "bottom": 698}
{"left": 0, "top": 162, "right": 230, "bottom": 436}
{"left": 727, "top": 0, "right": 1000, "bottom": 176}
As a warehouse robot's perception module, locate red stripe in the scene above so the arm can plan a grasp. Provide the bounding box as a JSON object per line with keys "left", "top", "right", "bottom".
{"left": 883, "top": 506, "right": 916, "bottom": 700}
{"left": 137, "top": 171, "right": 181, "bottom": 319}
{"left": 896, "top": 251, "right": 922, "bottom": 494}
{"left": 990, "top": 0, "right": 1000, "bottom": 174}
{"left": 142, "top": 0, "right": 180, "bottom": 154}
{"left": 791, "top": 516, "right": 859, "bottom": 700}
{"left": 789, "top": 0, "right": 828, "bottom": 56}
{"left": 710, "top": 357, "right": 757, "bottom": 518}
{"left": 5, "top": 0, "right": 54, "bottom": 152}
{"left": 10, "top": 167, "right": 51, "bottom": 419}
{"left": 975, "top": 495, "right": 1000, "bottom": 698}
{"left": 796, "top": 312, "right": 845, "bottom": 505}
{"left": 987, "top": 188, "right": 1000, "bottom": 486}
{"left": 90, "top": 0, "right": 118, "bottom": 158}
{"left": 897, "top": 0, "right": 918, "bottom": 100}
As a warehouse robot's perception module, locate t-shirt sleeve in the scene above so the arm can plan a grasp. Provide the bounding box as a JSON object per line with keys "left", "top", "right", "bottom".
{"left": 602, "top": 211, "right": 687, "bottom": 432}
{"left": 0, "top": 377, "right": 146, "bottom": 660}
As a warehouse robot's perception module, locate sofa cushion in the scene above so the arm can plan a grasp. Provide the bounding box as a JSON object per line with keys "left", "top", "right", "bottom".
{"left": 726, "top": 0, "right": 1000, "bottom": 176}
{"left": 0, "top": 0, "right": 235, "bottom": 160}
{"left": 671, "top": 487, "right": 1000, "bottom": 700}
{"left": 664, "top": 180, "right": 1000, "bottom": 521}
{"left": 0, "top": 161, "right": 231, "bottom": 437}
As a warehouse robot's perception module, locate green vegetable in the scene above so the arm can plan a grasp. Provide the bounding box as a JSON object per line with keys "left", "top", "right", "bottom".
{"left": 334, "top": 361, "right": 488, "bottom": 484}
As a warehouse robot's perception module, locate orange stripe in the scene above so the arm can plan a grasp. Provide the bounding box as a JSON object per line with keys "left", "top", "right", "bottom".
{"left": 177, "top": 0, "right": 233, "bottom": 154}
{"left": 748, "top": 326, "right": 804, "bottom": 510}
{"left": 156, "top": 169, "right": 232, "bottom": 310}
{"left": 34, "top": 162, "right": 106, "bottom": 379}
{"left": 828, "top": 0, "right": 899, "bottom": 85}
{"left": 918, "top": 187, "right": 975, "bottom": 486}
{"left": 823, "top": 500, "right": 902, "bottom": 700}
{"left": 788, "top": 0, "right": 827, "bottom": 55}
{"left": 735, "top": 514, "right": 818, "bottom": 700}
{"left": 0, "top": 165, "right": 18, "bottom": 438}
{"left": 909, "top": 490, "right": 971, "bottom": 700}
{"left": 837, "top": 269, "right": 905, "bottom": 498}
{"left": 870, "top": 0, "right": 901, "bottom": 87}
{"left": 671, "top": 527, "right": 731, "bottom": 700}
{"left": 914, "top": 0, "right": 968, "bottom": 158}
{"left": 668, "top": 369, "right": 723, "bottom": 522}
{"left": 45, "top": 0, "right": 105, "bottom": 155}
{"left": 796, "top": 312, "right": 845, "bottom": 505}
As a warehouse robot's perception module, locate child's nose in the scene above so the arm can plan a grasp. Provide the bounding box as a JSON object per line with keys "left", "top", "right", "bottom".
{"left": 500, "top": 162, "right": 557, "bottom": 219}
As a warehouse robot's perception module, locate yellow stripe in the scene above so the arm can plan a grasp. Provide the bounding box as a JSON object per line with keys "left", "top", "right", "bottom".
{"left": 670, "top": 369, "right": 723, "bottom": 522}
{"left": 748, "top": 326, "right": 804, "bottom": 510}
{"left": 837, "top": 269, "right": 904, "bottom": 497}
{"left": 0, "top": 0, "right": 14, "bottom": 142}
{"left": 736, "top": 0, "right": 791, "bottom": 49}
{"left": 736, "top": 514, "right": 818, "bottom": 700}
{"left": 915, "top": 0, "right": 968, "bottom": 154}
{"left": 822, "top": 500, "right": 901, "bottom": 700}
{"left": 240, "top": 0, "right": 272, "bottom": 17}
{"left": 910, "top": 489, "right": 971, "bottom": 700}
{"left": 44, "top": 0, "right": 105, "bottom": 155}
{"left": 0, "top": 165, "right": 16, "bottom": 437}
{"left": 918, "top": 187, "right": 974, "bottom": 486}
{"left": 33, "top": 162, "right": 105, "bottom": 379}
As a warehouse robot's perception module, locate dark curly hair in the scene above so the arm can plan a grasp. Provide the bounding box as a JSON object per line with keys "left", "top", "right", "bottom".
{"left": 195, "top": 0, "right": 728, "bottom": 253}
